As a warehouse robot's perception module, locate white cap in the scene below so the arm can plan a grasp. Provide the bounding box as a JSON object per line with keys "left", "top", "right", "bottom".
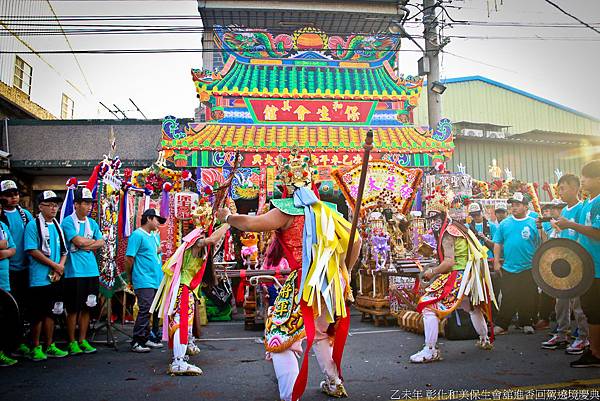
{"left": 0, "top": 180, "right": 18, "bottom": 193}
{"left": 467, "top": 203, "right": 482, "bottom": 213}
{"left": 37, "top": 190, "right": 62, "bottom": 203}
{"left": 508, "top": 192, "right": 527, "bottom": 204}
{"left": 495, "top": 201, "right": 508, "bottom": 211}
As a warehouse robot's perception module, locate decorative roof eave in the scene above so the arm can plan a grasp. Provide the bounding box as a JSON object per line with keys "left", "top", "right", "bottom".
{"left": 161, "top": 123, "right": 454, "bottom": 154}
{"left": 196, "top": 87, "right": 420, "bottom": 101}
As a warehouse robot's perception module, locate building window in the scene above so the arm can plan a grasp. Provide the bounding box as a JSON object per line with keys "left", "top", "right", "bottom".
{"left": 61, "top": 94, "right": 74, "bottom": 119}
{"left": 13, "top": 56, "right": 32, "bottom": 96}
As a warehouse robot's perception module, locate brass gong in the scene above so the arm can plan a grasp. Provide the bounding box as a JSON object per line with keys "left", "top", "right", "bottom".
{"left": 532, "top": 239, "right": 594, "bottom": 299}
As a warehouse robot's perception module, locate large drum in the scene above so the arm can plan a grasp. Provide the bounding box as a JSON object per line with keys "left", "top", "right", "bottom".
{"left": 0, "top": 288, "right": 20, "bottom": 351}
{"left": 532, "top": 239, "right": 594, "bottom": 299}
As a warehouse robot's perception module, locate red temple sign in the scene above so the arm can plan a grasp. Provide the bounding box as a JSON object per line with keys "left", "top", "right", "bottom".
{"left": 174, "top": 192, "right": 199, "bottom": 220}
{"left": 246, "top": 99, "right": 376, "bottom": 124}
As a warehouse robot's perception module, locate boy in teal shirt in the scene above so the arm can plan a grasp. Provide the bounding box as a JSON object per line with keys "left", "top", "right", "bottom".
{"left": 24, "top": 191, "right": 69, "bottom": 361}
{"left": 61, "top": 187, "right": 104, "bottom": 355}
{"left": 542, "top": 174, "right": 589, "bottom": 355}
{"left": 557, "top": 161, "right": 600, "bottom": 368}
{"left": 0, "top": 179, "right": 33, "bottom": 358}
{"left": 0, "top": 212, "right": 17, "bottom": 367}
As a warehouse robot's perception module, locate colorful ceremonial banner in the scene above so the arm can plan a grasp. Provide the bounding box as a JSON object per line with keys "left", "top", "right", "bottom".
{"left": 424, "top": 174, "right": 473, "bottom": 199}
{"left": 246, "top": 99, "right": 376, "bottom": 125}
{"left": 166, "top": 150, "right": 444, "bottom": 169}
{"left": 332, "top": 160, "right": 422, "bottom": 215}
{"left": 97, "top": 182, "right": 123, "bottom": 298}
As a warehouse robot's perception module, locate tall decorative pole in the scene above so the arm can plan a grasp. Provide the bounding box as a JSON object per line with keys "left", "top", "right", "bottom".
{"left": 345, "top": 129, "right": 374, "bottom": 270}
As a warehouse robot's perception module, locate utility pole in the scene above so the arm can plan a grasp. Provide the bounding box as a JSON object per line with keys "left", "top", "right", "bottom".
{"left": 423, "top": 0, "right": 441, "bottom": 128}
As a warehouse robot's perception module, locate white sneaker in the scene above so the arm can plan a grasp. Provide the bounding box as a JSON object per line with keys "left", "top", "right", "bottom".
{"left": 566, "top": 338, "right": 589, "bottom": 355}
{"left": 409, "top": 345, "right": 442, "bottom": 363}
{"left": 523, "top": 325, "right": 535, "bottom": 335}
{"left": 186, "top": 342, "right": 201, "bottom": 356}
{"left": 146, "top": 340, "right": 164, "bottom": 349}
{"left": 168, "top": 357, "right": 203, "bottom": 376}
{"left": 131, "top": 343, "right": 151, "bottom": 353}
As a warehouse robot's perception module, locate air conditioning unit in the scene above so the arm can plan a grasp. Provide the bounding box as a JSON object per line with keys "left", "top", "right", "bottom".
{"left": 461, "top": 128, "right": 484, "bottom": 137}
{"left": 486, "top": 131, "right": 506, "bottom": 139}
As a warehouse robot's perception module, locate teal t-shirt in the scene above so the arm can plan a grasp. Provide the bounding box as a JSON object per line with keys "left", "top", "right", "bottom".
{"left": 493, "top": 215, "right": 541, "bottom": 273}
{"left": 24, "top": 220, "right": 63, "bottom": 287}
{"left": 474, "top": 221, "right": 496, "bottom": 259}
{"left": 126, "top": 228, "right": 162, "bottom": 290}
{"left": 61, "top": 215, "right": 102, "bottom": 278}
{"left": 560, "top": 202, "right": 583, "bottom": 241}
{"left": 0, "top": 222, "right": 16, "bottom": 291}
{"left": 577, "top": 195, "right": 600, "bottom": 278}
{"left": 4, "top": 207, "right": 33, "bottom": 271}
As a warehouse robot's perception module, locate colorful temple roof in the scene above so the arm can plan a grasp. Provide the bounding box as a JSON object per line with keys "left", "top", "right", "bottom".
{"left": 161, "top": 26, "right": 454, "bottom": 170}
{"left": 193, "top": 58, "right": 422, "bottom": 102}
{"left": 162, "top": 123, "right": 453, "bottom": 154}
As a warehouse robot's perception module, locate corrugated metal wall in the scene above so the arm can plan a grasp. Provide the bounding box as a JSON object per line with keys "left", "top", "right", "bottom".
{"left": 413, "top": 79, "right": 599, "bottom": 137}
{"left": 448, "top": 137, "right": 586, "bottom": 200}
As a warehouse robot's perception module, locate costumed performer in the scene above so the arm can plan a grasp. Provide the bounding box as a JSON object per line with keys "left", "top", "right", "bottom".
{"left": 151, "top": 196, "right": 229, "bottom": 375}
{"left": 410, "top": 187, "right": 497, "bottom": 363}
{"left": 216, "top": 150, "right": 361, "bottom": 401}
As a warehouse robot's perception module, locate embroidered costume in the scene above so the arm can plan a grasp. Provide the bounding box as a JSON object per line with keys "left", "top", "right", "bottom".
{"left": 261, "top": 151, "right": 354, "bottom": 401}
{"left": 410, "top": 187, "right": 497, "bottom": 363}
{"left": 151, "top": 200, "right": 214, "bottom": 376}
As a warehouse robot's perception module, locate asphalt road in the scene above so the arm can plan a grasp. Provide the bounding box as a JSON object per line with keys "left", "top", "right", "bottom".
{"left": 1, "top": 309, "right": 599, "bottom": 401}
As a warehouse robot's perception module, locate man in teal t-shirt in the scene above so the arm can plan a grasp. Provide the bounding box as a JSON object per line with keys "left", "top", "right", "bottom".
{"left": 556, "top": 161, "right": 600, "bottom": 368}
{"left": 60, "top": 187, "right": 104, "bottom": 356}
{"left": 24, "top": 190, "right": 69, "bottom": 361}
{"left": 125, "top": 208, "right": 166, "bottom": 352}
{"left": 493, "top": 191, "right": 544, "bottom": 335}
{"left": 0, "top": 179, "right": 33, "bottom": 359}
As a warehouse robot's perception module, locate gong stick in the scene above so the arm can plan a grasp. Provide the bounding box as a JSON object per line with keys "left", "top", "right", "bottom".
{"left": 344, "top": 129, "right": 374, "bottom": 270}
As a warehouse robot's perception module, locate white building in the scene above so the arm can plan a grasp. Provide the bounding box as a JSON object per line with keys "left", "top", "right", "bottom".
{"left": 0, "top": 0, "right": 97, "bottom": 119}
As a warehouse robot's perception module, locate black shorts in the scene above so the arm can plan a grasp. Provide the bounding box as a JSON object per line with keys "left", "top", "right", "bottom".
{"left": 29, "top": 282, "right": 64, "bottom": 321}
{"left": 64, "top": 277, "right": 99, "bottom": 314}
{"left": 581, "top": 279, "right": 600, "bottom": 325}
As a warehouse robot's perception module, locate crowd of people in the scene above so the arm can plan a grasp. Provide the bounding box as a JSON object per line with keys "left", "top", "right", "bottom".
{"left": 0, "top": 183, "right": 103, "bottom": 366}
{"left": 413, "top": 160, "right": 600, "bottom": 369}
{"left": 0, "top": 158, "right": 598, "bottom": 401}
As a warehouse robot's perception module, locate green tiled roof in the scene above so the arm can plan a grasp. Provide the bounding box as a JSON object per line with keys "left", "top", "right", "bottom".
{"left": 195, "top": 61, "right": 421, "bottom": 100}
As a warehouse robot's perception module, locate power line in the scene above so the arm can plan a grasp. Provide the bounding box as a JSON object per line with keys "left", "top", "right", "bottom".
{"left": 45, "top": 0, "right": 94, "bottom": 96}
{"left": 0, "top": 47, "right": 427, "bottom": 55}
{"left": 543, "top": 0, "right": 600, "bottom": 35}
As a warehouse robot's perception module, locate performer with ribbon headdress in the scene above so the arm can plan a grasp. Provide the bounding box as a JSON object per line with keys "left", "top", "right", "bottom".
{"left": 410, "top": 186, "right": 497, "bottom": 363}
{"left": 216, "top": 150, "right": 361, "bottom": 401}
{"left": 151, "top": 193, "right": 229, "bottom": 376}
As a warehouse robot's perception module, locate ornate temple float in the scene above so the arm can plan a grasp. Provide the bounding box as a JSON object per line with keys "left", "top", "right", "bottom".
{"left": 161, "top": 26, "right": 454, "bottom": 203}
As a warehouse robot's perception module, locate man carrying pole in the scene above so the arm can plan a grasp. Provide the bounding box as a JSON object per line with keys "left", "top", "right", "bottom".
{"left": 216, "top": 140, "right": 370, "bottom": 401}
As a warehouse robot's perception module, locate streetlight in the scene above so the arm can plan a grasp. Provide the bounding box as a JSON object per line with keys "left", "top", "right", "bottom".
{"left": 430, "top": 81, "right": 447, "bottom": 94}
